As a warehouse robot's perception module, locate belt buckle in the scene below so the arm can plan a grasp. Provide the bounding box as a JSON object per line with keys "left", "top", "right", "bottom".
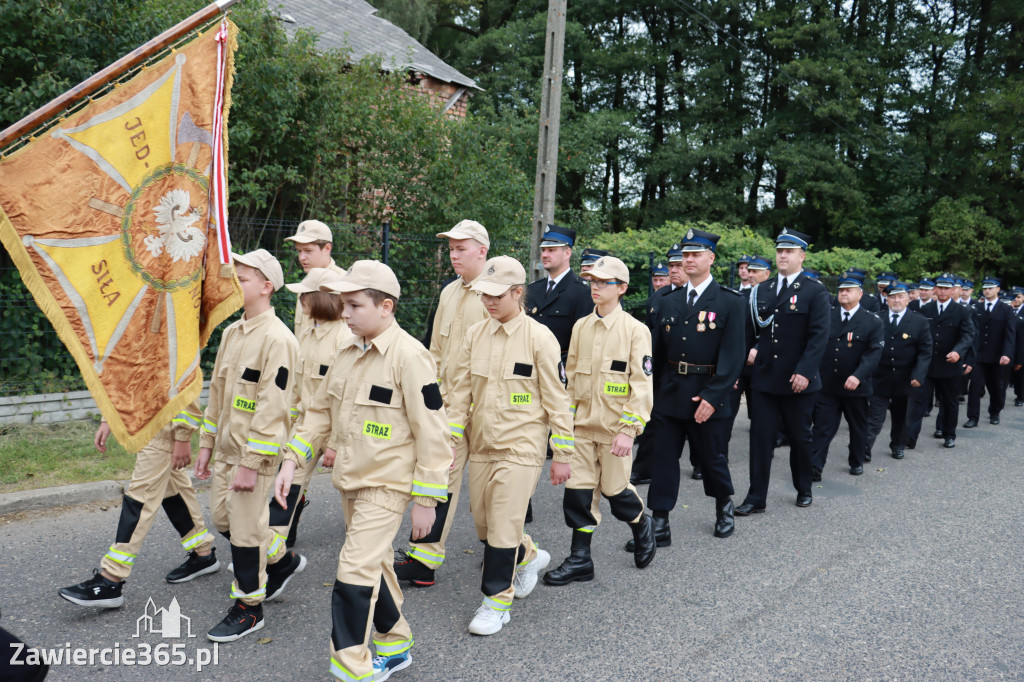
{"left": 678, "top": 362, "right": 688, "bottom": 376}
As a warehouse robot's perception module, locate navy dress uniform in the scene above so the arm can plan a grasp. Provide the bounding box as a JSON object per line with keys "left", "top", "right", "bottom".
{"left": 525, "top": 225, "right": 593, "bottom": 359}
{"left": 579, "top": 248, "right": 609, "bottom": 272}
{"left": 809, "top": 275, "right": 884, "bottom": 477}
{"left": 1011, "top": 288, "right": 1024, "bottom": 405}
{"left": 738, "top": 229, "right": 831, "bottom": 514}
{"left": 865, "top": 282, "right": 932, "bottom": 458}
{"left": 632, "top": 244, "right": 691, "bottom": 485}
{"left": 646, "top": 229, "right": 745, "bottom": 539}
{"left": 726, "top": 255, "right": 772, "bottom": 438}
{"left": 906, "top": 274, "right": 976, "bottom": 448}
{"left": 869, "top": 272, "right": 898, "bottom": 311}
{"left": 966, "top": 276, "right": 1017, "bottom": 426}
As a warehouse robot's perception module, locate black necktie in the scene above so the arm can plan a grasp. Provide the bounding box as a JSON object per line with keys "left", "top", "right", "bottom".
{"left": 688, "top": 288, "right": 697, "bottom": 309}
{"left": 891, "top": 313, "right": 898, "bottom": 327}
{"left": 987, "top": 302, "right": 992, "bottom": 313}
{"left": 546, "top": 280, "right": 556, "bottom": 296}
{"left": 843, "top": 312, "right": 850, "bottom": 324}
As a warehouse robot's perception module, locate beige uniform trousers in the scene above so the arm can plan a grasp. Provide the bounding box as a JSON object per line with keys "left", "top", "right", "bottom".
{"left": 266, "top": 453, "right": 320, "bottom": 566}
{"left": 405, "top": 436, "right": 468, "bottom": 568}
{"left": 570, "top": 437, "right": 644, "bottom": 526}
{"left": 468, "top": 460, "right": 540, "bottom": 606}
{"left": 329, "top": 491, "right": 413, "bottom": 681}
{"left": 210, "top": 459, "right": 275, "bottom": 605}
{"left": 101, "top": 436, "right": 212, "bottom": 581}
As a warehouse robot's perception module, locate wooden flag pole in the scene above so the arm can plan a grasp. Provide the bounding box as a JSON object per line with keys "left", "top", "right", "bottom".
{"left": 0, "top": 0, "right": 238, "bottom": 151}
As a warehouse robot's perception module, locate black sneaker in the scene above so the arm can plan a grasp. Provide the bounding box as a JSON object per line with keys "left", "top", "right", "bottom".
{"left": 59, "top": 569, "right": 125, "bottom": 608}
{"left": 393, "top": 550, "right": 435, "bottom": 587}
{"left": 166, "top": 547, "right": 221, "bottom": 584}
{"left": 207, "top": 601, "right": 264, "bottom": 642}
{"left": 266, "top": 551, "right": 307, "bottom": 601}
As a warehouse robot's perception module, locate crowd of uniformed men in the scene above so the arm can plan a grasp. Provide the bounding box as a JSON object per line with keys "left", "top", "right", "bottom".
{"left": 47, "top": 217, "right": 1024, "bottom": 682}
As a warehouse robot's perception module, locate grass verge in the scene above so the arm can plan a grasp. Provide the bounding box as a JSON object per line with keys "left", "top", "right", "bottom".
{"left": 0, "top": 420, "right": 136, "bottom": 493}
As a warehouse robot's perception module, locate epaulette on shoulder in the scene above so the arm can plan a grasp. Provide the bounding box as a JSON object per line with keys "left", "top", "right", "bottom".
{"left": 721, "top": 286, "right": 742, "bottom": 296}
{"left": 573, "top": 273, "right": 590, "bottom": 287}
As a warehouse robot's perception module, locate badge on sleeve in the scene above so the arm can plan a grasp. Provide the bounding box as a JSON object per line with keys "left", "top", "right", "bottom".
{"left": 558, "top": 361, "right": 567, "bottom": 387}
{"left": 642, "top": 356, "right": 653, "bottom": 376}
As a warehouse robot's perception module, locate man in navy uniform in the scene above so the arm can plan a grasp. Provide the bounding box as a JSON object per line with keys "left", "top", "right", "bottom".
{"left": 865, "top": 282, "right": 932, "bottom": 459}
{"left": 736, "top": 229, "right": 831, "bottom": 514}
{"left": 632, "top": 243, "right": 694, "bottom": 486}
{"left": 1010, "top": 287, "right": 1024, "bottom": 407}
{"left": 579, "top": 247, "right": 609, "bottom": 277}
{"left": 640, "top": 228, "right": 745, "bottom": 541}
{"left": 727, "top": 255, "right": 772, "bottom": 441}
{"left": 870, "top": 272, "right": 897, "bottom": 310}
{"left": 651, "top": 261, "right": 670, "bottom": 292}
{"left": 917, "top": 279, "right": 935, "bottom": 308}
{"left": 526, "top": 224, "right": 594, "bottom": 360}
{"left": 809, "top": 273, "right": 884, "bottom": 478}
{"left": 965, "top": 276, "right": 1016, "bottom": 427}
{"left": 906, "top": 273, "right": 975, "bottom": 448}
{"left": 737, "top": 255, "right": 752, "bottom": 290}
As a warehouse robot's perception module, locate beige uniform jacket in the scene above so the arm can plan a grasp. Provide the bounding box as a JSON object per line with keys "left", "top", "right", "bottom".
{"left": 566, "top": 306, "right": 653, "bottom": 444}
{"left": 446, "top": 310, "right": 575, "bottom": 465}
{"left": 293, "top": 318, "right": 352, "bottom": 421}
{"left": 283, "top": 320, "right": 450, "bottom": 513}
{"left": 293, "top": 259, "right": 347, "bottom": 336}
{"left": 428, "top": 274, "right": 489, "bottom": 397}
{"left": 200, "top": 307, "right": 300, "bottom": 472}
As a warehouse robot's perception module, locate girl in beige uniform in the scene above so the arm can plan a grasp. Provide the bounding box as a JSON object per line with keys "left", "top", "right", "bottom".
{"left": 445, "top": 256, "right": 576, "bottom": 636}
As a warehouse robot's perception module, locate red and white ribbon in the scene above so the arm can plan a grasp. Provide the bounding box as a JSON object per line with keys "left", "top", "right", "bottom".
{"left": 211, "top": 20, "right": 231, "bottom": 264}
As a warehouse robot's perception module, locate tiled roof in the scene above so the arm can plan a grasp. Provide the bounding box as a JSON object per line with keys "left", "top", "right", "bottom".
{"left": 275, "top": 0, "right": 479, "bottom": 90}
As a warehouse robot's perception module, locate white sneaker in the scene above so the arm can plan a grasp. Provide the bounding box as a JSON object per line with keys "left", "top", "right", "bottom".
{"left": 513, "top": 548, "right": 550, "bottom": 599}
{"left": 468, "top": 604, "right": 510, "bottom": 636}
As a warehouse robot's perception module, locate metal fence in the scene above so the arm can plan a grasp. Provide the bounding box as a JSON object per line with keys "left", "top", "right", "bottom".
{"left": 0, "top": 218, "right": 750, "bottom": 397}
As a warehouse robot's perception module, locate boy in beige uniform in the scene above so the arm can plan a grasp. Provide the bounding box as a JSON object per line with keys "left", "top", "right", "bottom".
{"left": 194, "top": 249, "right": 300, "bottom": 643}
{"left": 286, "top": 219, "right": 348, "bottom": 336}
{"left": 446, "top": 256, "right": 575, "bottom": 636}
{"left": 396, "top": 219, "right": 490, "bottom": 586}
{"left": 544, "top": 256, "right": 657, "bottom": 587}
{"left": 275, "top": 260, "right": 451, "bottom": 682}
{"left": 262, "top": 268, "right": 351, "bottom": 599}
{"left": 59, "top": 401, "right": 218, "bottom": 608}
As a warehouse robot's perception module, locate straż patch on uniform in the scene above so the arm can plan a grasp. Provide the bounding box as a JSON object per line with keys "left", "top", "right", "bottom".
{"left": 610, "top": 360, "right": 627, "bottom": 372}
{"left": 319, "top": 364, "right": 330, "bottom": 376}
{"left": 275, "top": 367, "right": 289, "bottom": 390}
{"left": 369, "top": 385, "right": 393, "bottom": 404}
{"left": 558, "top": 361, "right": 567, "bottom": 386}
{"left": 422, "top": 383, "right": 443, "bottom": 410}
{"left": 513, "top": 362, "right": 533, "bottom": 377}
{"left": 642, "top": 356, "right": 653, "bottom": 375}
{"left": 241, "top": 367, "right": 261, "bottom": 382}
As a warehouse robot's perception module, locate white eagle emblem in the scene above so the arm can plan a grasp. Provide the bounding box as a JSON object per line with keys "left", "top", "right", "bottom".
{"left": 686, "top": 229, "right": 694, "bottom": 239}
{"left": 144, "top": 189, "right": 206, "bottom": 262}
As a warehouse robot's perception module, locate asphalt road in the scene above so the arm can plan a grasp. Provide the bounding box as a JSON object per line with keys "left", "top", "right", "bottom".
{"left": 2, "top": 406, "right": 1024, "bottom": 681}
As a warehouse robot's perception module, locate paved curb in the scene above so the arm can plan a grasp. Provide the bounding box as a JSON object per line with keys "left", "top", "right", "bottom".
{"left": 0, "top": 480, "right": 125, "bottom": 516}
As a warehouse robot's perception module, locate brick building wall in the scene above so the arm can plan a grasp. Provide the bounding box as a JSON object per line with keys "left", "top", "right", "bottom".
{"left": 403, "top": 74, "right": 471, "bottom": 118}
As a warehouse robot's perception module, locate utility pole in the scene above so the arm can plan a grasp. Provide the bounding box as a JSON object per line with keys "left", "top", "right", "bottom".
{"left": 529, "top": 0, "right": 567, "bottom": 282}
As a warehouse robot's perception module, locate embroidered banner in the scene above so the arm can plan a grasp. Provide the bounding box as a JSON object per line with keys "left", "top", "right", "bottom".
{"left": 0, "top": 21, "right": 242, "bottom": 451}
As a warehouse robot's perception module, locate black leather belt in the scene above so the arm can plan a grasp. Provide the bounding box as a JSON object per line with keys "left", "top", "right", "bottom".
{"left": 669, "top": 360, "right": 715, "bottom": 376}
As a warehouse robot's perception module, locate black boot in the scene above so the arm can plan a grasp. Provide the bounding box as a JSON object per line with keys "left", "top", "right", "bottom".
{"left": 714, "top": 498, "right": 735, "bottom": 538}
{"left": 543, "top": 530, "right": 594, "bottom": 586}
{"left": 286, "top": 496, "right": 309, "bottom": 548}
{"left": 629, "top": 515, "right": 657, "bottom": 568}
{"left": 625, "top": 511, "right": 671, "bottom": 551}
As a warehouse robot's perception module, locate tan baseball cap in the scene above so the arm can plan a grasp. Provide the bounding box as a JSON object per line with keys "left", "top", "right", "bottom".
{"left": 285, "top": 267, "right": 344, "bottom": 294}
{"left": 232, "top": 250, "right": 284, "bottom": 291}
{"left": 587, "top": 256, "right": 630, "bottom": 285}
{"left": 436, "top": 219, "right": 490, "bottom": 248}
{"left": 472, "top": 256, "right": 526, "bottom": 296}
{"left": 285, "top": 219, "right": 333, "bottom": 244}
{"left": 320, "top": 260, "right": 401, "bottom": 299}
